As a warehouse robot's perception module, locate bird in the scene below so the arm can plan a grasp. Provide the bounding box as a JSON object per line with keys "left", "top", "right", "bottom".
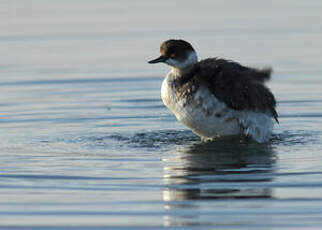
{"left": 148, "top": 39, "right": 278, "bottom": 143}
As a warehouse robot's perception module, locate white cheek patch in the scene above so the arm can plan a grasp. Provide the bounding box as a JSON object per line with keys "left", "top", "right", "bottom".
{"left": 165, "top": 52, "right": 198, "bottom": 69}
{"left": 165, "top": 58, "right": 180, "bottom": 67}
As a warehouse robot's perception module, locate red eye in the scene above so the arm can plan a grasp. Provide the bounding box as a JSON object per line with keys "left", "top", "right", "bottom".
{"left": 170, "top": 53, "right": 176, "bottom": 58}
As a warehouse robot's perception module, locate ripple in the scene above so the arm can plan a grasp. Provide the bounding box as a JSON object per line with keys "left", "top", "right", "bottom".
{"left": 63, "top": 130, "right": 199, "bottom": 151}
{"left": 109, "top": 130, "right": 199, "bottom": 148}
{"left": 108, "top": 129, "right": 320, "bottom": 149}
{"left": 279, "top": 113, "right": 322, "bottom": 118}
{"left": 68, "top": 128, "right": 321, "bottom": 152}
{"left": 0, "top": 77, "right": 160, "bottom": 86}
{"left": 279, "top": 99, "right": 322, "bottom": 104}
{"left": 271, "top": 130, "right": 321, "bottom": 146}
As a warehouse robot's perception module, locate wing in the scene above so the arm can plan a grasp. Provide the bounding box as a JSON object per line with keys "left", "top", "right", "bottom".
{"left": 196, "top": 58, "right": 279, "bottom": 123}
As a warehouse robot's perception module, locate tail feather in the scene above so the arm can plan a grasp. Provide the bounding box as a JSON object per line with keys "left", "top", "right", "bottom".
{"left": 254, "top": 67, "right": 272, "bottom": 82}
{"left": 272, "top": 109, "right": 279, "bottom": 124}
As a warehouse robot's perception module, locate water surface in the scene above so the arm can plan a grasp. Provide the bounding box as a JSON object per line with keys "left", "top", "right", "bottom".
{"left": 1, "top": 0, "right": 322, "bottom": 229}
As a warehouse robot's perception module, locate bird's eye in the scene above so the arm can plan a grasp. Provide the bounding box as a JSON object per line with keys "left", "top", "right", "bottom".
{"left": 170, "top": 53, "right": 176, "bottom": 58}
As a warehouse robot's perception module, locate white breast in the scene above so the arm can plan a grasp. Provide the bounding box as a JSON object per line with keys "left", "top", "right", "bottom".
{"left": 161, "top": 72, "right": 274, "bottom": 143}
{"left": 161, "top": 74, "right": 240, "bottom": 140}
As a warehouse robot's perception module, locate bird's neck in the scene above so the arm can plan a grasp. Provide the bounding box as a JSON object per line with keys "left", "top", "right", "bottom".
{"left": 170, "top": 51, "right": 198, "bottom": 76}
{"left": 169, "top": 64, "right": 200, "bottom": 87}
{"left": 170, "top": 65, "right": 195, "bottom": 77}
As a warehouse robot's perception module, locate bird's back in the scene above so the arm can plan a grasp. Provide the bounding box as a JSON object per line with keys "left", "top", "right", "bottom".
{"left": 176, "top": 58, "right": 278, "bottom": 123}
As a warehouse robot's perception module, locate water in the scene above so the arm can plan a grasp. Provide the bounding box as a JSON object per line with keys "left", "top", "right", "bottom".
{"left": 1, "top": 0, "right": 322, "bottom": 229}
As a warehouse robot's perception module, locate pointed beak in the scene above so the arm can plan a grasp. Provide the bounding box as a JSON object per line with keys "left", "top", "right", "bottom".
{"left": 148, "top": 55, "right": 167, "bottom": 64}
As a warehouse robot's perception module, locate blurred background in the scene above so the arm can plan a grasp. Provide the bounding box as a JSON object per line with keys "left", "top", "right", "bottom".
{"left": 2, "top": 0, "right": 322, "bottom": 81}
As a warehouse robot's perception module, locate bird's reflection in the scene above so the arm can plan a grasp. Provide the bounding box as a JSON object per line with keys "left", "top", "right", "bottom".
{"left": 162, "top": 138, "right": 277, "bottom": 226}
{"left": 163, "top": 139, "right": 276, "bottom": 201}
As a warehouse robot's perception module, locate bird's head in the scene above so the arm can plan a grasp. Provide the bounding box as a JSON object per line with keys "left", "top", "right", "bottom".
{"left": 148, "top": 39, "right": 198, "bottom": 71}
